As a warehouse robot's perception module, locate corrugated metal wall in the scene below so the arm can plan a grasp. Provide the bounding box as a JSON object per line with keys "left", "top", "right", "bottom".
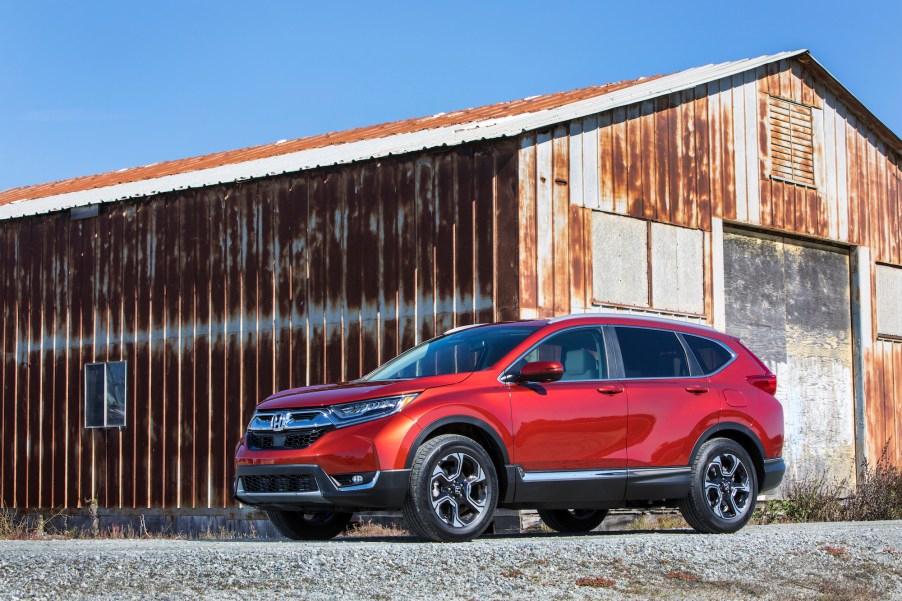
{"left": 871, "top": 339, "right": 902, "bottom": 466}
{"left": 517, "top": 57, "right": 902, "bottom": 466}
{"left": 0, "top": 139, "right": 520, "bottom": 510}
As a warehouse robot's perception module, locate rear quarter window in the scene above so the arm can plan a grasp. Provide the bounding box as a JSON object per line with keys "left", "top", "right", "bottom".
{"left": 683, "top": 334, "right": 733, "bottom": 374}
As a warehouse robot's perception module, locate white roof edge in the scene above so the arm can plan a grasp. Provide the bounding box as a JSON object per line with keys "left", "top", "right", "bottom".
{"left": 0, "top": 50, "right": 808, "bottom": 221}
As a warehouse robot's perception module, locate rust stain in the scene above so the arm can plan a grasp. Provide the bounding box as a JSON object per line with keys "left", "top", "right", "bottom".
{"left": 0, "top": 136, "right": 521, "bottom": 510}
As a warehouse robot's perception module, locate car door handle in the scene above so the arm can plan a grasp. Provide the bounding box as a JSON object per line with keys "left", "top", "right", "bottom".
{"left": 597, "top": 385, "right": 624, "bottom": 395}
{"left": 685, "top": 386, "right": 709, "bottom": 394}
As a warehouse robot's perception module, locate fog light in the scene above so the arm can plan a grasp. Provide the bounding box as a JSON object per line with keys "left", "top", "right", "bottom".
{"left": 332, "top": 471, "right": 377, "bottom": 488}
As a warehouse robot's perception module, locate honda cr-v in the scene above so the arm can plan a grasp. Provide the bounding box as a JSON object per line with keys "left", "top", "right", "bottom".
{"left": 234, "top": 314, "right": 784, "bottom": 542}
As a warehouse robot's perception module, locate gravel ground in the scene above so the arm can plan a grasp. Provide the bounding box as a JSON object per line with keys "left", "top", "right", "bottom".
{"left": 1, "top": 521, "right": 901, "bottom": 600}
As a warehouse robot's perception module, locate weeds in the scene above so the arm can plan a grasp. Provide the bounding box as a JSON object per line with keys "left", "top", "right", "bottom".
{"left": 843, "top": 446, "right": 902, "bottom": 521}
{"left": 628, "top": 513, "right": 689, "bottom": 531}
{"left": 753, "top": 443, "right": 902, "bottom": 524}
{"left": 341, "top": 519, "right": 408, "bottom": 538}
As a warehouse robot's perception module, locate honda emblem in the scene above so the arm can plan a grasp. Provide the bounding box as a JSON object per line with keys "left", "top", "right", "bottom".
{"left": 271, "top": 412, "right": 290, "bottom": 432}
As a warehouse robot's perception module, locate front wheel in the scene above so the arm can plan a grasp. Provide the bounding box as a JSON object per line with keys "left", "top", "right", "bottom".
{"left": 402, "top": 434, "right": 499, "bottom": 542}
{"left": 266, "top": 509, "right": 354, "bottom": 540}
{"left": 679, "top": 438, "right": 758, "bottom": 534}
{"left": 538, "top": 508, "right": 608, "bottom": 533}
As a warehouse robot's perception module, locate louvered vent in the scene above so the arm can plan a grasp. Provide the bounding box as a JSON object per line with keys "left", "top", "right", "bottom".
{"left": 769, "top": 96, "right": 816, "bottom": 187}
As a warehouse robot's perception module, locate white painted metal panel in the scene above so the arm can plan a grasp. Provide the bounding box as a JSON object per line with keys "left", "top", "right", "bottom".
{"left": 650, "top": 222, "right": 704, "bottom": 314}
{"left": 876, "top": 264, "right": 902, "bottom": 337}
{"left": 518, "top": 135, "right": 539, "bottom": 320}
{"left": 707, "top": 78, "right": 723, "bottom": 212}
{"left": 711, "top": 218, "right": 726, "bottom": 331}
{"left": 598, "top": 112, "right": 614, "bottom": 213}
{"left": 536, "top": 132, "right": 555, "bottom": 311}
{"left": 732, "top": 74, "right": 748, "bottom": 222}
{"left": 581, "top": 116, "right": 600, "bottom": 210}
{"left": 835, "top": 102, "right": 850, "bottom": 242}
{"left": 591, "top": 212, "right": 648, "bottom": 308}
{"left": 568, "top": 121, "right": 584, "bottom": 207}
{"left": 821, "top": 88, "right": 839, "bottom": 240}
{"left": 743, "top": 70, "right": 761, "bottom": 224}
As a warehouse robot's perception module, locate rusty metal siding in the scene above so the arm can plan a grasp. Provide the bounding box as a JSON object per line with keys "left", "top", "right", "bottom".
{"left": 871, "top": 340, "right": 902, "bottom": 466}
{"left": 516, "top": 57, "right": 902, "bottom": 467}
{"left": 0, "top": 138, "right": 519, "bottom": 511}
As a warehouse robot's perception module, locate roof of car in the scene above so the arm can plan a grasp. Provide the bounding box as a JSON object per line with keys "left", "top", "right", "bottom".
{"left": 544, "top": 312, "right": 725, "bottom": 336}
{"left": 442, "top": 313, "right": 726, "bottom": 340}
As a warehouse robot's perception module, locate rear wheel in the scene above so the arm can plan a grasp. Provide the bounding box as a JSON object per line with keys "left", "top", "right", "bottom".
{"left": 538, "top": 508, "right": 608, "bottom": 533}
{"left": 266, "top": 509, "right": 354, "bottom": 540}
{"left": 402, "top": 434, "right": 498, "bottom": 542}
{"left": 679, "top": 438, "right": 758, "bottom": 534}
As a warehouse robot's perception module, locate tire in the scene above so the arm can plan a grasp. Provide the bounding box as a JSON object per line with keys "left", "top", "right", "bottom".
{"left": 679, "top": 438, "right": 758, "bottom": 534}
{"left": 402, "top": 434, "right": 499, "bottom": 542}
{"left": 537, "top": 508, "right": 608, "bottom": 533}
{"left": 266, "top": 509, "right": 354, "bottom": 540}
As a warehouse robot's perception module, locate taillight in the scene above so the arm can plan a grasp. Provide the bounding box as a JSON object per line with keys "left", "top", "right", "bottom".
{"left": 747, "top": 374, "right": 777, "bottom": 395}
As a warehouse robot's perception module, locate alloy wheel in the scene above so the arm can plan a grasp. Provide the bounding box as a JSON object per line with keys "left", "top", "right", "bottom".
{"left": 704, "top": 452, "right": 752, "bottom": 520}
{"left": 430, "top": 452, "right": 491, "bottom": 528}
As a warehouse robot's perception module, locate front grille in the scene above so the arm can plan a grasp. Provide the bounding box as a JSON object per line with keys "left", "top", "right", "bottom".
{"left": 241, "top": 474, "right": 318, "bottom": 494}
{"left": 247, "top": 427, "right": 331, "bottom": 450}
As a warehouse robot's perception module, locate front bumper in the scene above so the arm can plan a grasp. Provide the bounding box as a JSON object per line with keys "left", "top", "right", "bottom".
{"left": 234, "top": 464, "right": 410, "bottom": 511}
{"left": 760, "top": 457, "right": 786, "bottom": 493}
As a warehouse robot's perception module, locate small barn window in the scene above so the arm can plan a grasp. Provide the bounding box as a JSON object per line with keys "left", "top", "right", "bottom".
{"left": 768, "top": 96, "right": 816, "bottom": 187}
{"left": 876, "top": 264, "right": 902, "bottom": 339}
{"left": 85, "top": 362, "right": 127, "bottom": 428}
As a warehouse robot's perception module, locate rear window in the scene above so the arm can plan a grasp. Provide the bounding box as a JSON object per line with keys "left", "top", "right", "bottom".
{"left": 615, "top": 327, "right": 690, "bottom": 378}
{"left": 683, "top": 334, "right": 733, "bottom": 374}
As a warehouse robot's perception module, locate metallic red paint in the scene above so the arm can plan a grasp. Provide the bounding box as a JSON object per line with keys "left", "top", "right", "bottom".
{"left": 235, "top": 315, "right": 784, "bottom": 486}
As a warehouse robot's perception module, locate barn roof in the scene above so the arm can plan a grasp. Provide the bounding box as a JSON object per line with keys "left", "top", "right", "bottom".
{"left": 1, "top": 49, "right": 898, "bottom": 221}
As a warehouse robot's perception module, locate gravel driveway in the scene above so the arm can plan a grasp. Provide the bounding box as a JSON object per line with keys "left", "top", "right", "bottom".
{"left": 1, "top": 521, "right": 901, "bottom": 600}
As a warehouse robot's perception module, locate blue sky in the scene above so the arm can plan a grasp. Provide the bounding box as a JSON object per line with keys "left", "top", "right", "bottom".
{"left": 1, "top": 0, "right": 899, "bottom": 192}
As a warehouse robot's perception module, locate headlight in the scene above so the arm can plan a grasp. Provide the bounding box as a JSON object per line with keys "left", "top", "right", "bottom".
{"left": 329, "top": 393, "right": 420, "bottom": 427}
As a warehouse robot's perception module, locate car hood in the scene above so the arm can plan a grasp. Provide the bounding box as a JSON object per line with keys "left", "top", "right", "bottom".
{"left": 255, "top": 372, "right": 471, "bottom": 411}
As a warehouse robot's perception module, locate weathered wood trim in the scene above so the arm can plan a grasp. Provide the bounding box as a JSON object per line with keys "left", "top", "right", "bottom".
{"left": 711, "top": 217, "right": 726, "bottom": 331}
{"left": 851, "top": 245, "right": 873, "bottom": 467}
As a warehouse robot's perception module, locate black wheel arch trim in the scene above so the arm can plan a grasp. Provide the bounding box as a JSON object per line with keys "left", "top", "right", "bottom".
{"left": 690, "top": 423, "right": 768, "bottom": 478}
{"left": 405, "top": 415, "right": 511, "bottom": 469}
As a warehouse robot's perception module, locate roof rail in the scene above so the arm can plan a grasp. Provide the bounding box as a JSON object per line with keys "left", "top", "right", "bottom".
{"left": 443, "top": 323, "right": 487, "bottom": 335}
{"left": 547, "top": 311, "right": 717, "bottom": 330}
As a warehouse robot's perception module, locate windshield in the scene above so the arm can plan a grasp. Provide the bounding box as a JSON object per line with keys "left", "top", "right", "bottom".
{"left": 362, "top": 324, "right": 541, "bottom": 381}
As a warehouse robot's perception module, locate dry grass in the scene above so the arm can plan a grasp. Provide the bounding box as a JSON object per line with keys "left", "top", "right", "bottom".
{"left": 341, "top": 519, "right": 408, "bottom": 538}
{"left": 0, "top": 502, "right": 258, "bottom": 540}
{"left": 628, "top": 512, "right": 689, "bottom": 531}
{"left": 753, "top": 443, "right": 902, "bottom": 525}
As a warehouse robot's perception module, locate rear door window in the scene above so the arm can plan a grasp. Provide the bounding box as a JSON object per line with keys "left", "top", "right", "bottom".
{"left": 683, "top": 334, "right": 733, "bottom": 374}
{"left": 615, "top": 327, "right": 690, "bottom": 378}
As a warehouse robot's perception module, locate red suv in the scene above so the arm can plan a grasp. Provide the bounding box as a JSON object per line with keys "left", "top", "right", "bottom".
{"left": 234, "top": 314, "right": 784, "bottom": 542}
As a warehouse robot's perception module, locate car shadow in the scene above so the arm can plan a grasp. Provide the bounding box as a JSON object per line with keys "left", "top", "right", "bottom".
{"left": 224, "top": 527, "right": 699, "bottom": 544}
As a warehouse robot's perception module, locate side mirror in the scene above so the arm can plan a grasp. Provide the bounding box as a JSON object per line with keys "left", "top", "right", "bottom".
{"left": 516, "top": 361, "right": 564, "bottom": 383}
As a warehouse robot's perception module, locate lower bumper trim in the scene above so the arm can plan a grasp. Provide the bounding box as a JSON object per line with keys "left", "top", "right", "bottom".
{"left": 234, "top": 464, "right": 410, "bottom": 511}
{"left": 761, "top": 458, "right": 786, "bottom": 493}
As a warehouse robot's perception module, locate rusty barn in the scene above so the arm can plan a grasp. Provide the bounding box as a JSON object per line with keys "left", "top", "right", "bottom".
{"left": 0, "top": 49, "right": 900, "bottom": 525}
